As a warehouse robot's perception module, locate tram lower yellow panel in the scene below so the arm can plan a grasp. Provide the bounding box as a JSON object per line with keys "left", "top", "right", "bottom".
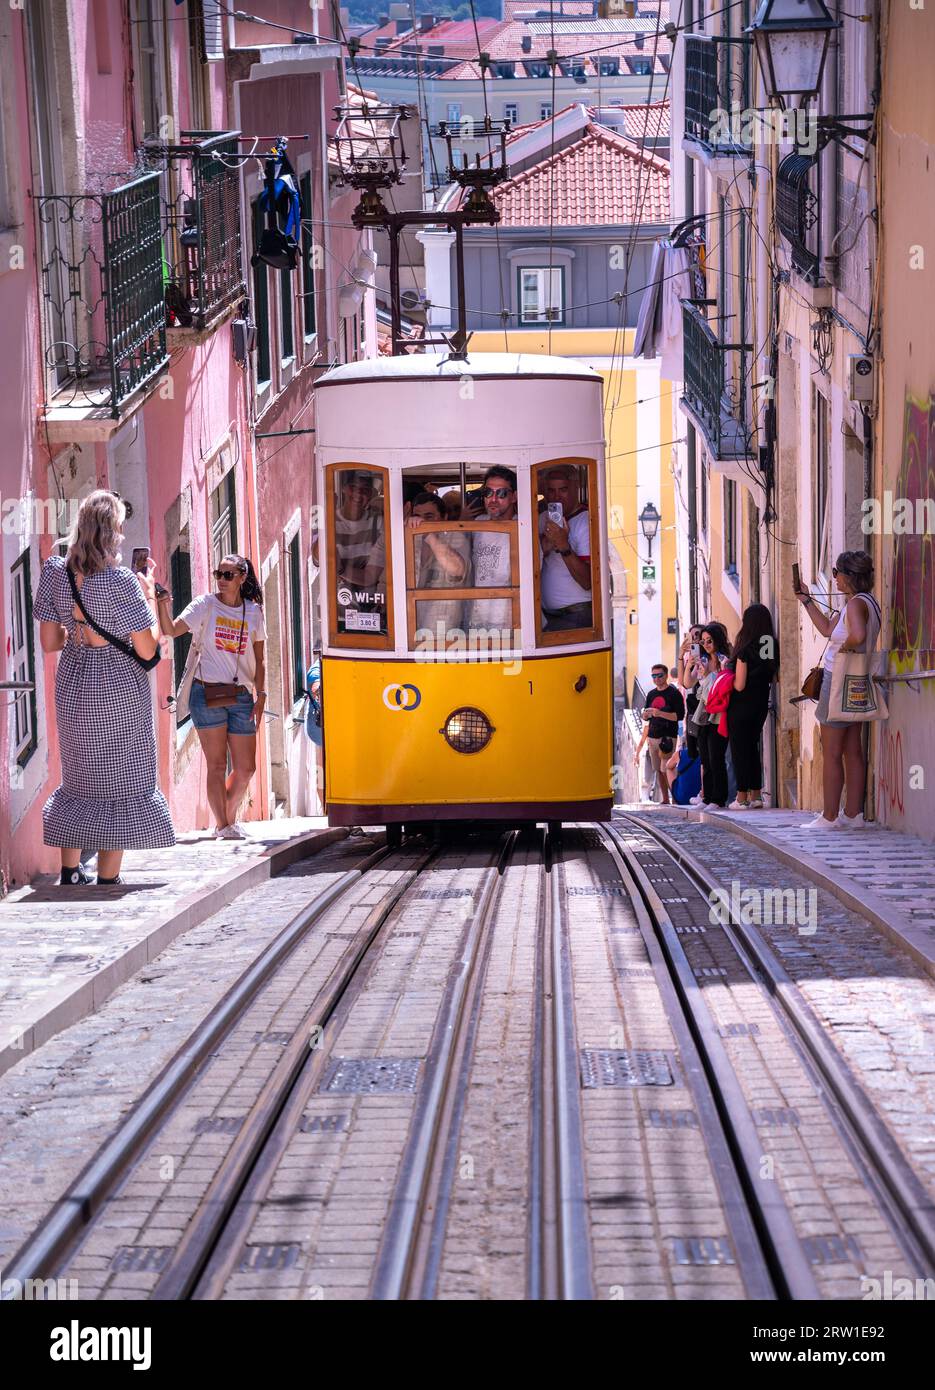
{"left": 322, "top": 649, "right": 612, "bottom": 812}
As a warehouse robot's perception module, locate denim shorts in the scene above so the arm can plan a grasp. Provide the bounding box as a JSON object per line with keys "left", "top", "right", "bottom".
{"left": 189, "top": 681, "right": 257, "bottom": 735}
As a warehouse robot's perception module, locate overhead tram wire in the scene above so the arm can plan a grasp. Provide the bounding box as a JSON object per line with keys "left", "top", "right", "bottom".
{"left": 467, "top": 0, "right": 511, "bottom": 353}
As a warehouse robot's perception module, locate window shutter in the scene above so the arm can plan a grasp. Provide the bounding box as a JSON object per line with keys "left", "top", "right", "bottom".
{"left": 203, "top": 0, "right": 224, "bottom": 61}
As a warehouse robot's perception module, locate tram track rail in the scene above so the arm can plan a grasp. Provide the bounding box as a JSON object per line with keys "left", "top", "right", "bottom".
{"left": 604, "top": 814, "right": 935, "bottom": 1292}
{"left": 2, "top": 838, "right": 424, "bottom": 1292}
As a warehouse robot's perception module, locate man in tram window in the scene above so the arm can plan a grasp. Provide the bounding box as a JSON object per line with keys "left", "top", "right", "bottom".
{"left": 409, "top": 490, "right": 470, "bottom": 651}
{"left": 333, "top": 469, "right": 387, "bottom": 633}
{"left": 538, "top": 464, "right": 593, "bottom": 631}
{"left": 465, "top": 466, "right": 517, "bottom": 638}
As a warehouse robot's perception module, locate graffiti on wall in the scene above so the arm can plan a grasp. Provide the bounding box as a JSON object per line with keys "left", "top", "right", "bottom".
{"left": 891, "top": 394, "right": 935, "bottom": 664}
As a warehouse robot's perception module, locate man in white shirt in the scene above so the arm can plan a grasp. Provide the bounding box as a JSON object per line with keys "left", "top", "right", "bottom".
{"left": 539, "top": 465, "right": 592, "bottom": 631}
{"left": 466, "top": 466, "right": 517, "bottom": 634}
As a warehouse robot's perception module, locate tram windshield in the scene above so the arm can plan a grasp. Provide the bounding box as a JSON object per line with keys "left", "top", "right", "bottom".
{"left": 404, "top": 471, "right": 519, "bottom": 654}
{"left": 330, "top": 467, "right": 388, "bottom": 639}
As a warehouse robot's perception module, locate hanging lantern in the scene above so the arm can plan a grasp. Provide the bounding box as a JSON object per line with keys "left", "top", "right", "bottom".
{"left": 745, "top": 0, "right": 840, "bottom": 109}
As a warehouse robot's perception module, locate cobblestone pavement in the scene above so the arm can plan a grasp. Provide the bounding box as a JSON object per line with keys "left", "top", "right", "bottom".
{"left": 0, "top": 832, "right": 381, "bottom": 1275}
{"left": 0, "top": 817, "right": 336, "bottom": 1076}
{"left": 623, "top": 812, "right": 935, "bottom": 1200}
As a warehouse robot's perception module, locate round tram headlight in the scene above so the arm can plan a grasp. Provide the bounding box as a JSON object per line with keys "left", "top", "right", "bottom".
{"left": 440, "top": 706, "right": 494, "bottom": 754}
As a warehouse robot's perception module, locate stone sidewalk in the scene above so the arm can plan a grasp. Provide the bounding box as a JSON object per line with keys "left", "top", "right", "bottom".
{"left": 636, "top": 806, "right": 935, "bottom": 980}
{"left": 0, "top": 818, "right": 346, "bottom": 1078}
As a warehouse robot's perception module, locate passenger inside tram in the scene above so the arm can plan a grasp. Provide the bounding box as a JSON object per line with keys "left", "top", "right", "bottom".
{"left": 538, "top": 464, "right": 593, "bottom": 632}
{"left": 465, "top": 466, "right": 517, "bottom": 634}
{"left": 409, "top": 491, "right": 470, "bottom": 640}
{"left": 333, "top": 468, "right": 387, "bottom": 635}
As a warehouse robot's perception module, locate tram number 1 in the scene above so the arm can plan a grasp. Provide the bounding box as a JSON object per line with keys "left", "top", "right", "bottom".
{"left": 528, "top": 681, "right": 533, "bottom": 695}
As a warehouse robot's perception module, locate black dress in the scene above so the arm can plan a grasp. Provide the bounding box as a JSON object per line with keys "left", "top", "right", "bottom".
{"left": 728, "top": 641, "right": 778, "bottom": 794}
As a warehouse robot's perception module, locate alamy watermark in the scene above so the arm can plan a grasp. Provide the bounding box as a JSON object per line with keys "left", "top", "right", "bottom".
{"left": 708, "top": 103, "right": 819, "bottom": 156}
{"left": 708, "top": 879, "right": 818, "bottom": 936}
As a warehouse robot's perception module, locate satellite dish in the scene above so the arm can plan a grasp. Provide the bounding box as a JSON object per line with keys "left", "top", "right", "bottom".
{"left": 401, "top": 290, "right": 423, "bottom": 311}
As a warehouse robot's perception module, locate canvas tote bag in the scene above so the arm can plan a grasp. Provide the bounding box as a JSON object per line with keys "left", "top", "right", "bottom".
{"left": 826, "top": 595, "right": 888, "bottom": 722}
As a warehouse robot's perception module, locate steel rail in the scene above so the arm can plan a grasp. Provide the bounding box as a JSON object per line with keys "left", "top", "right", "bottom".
{"left": 546, "top": 829, "right": 594, "bottom": 1299}
{"left": 371, "top": 831, "right": 517, "bottom": 1300}
{"left": 1, "top": 838, "right": 397, "bottom": 1291}
{"left": 601, "top": 821, "right": 817, "bottom": 1299}
{"left": 157, "top": 847, "right": 440, "bottom": 1300}
{"left": 618, "top": 813, "right": 935, "bottom": 1275}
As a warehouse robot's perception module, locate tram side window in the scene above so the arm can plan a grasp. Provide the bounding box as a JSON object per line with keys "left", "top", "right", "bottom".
{"left": 331, "top": 467, "right": 389, "bottom": 640}
{"left": 534, "top": 461, "right": 597, "bottom": 641}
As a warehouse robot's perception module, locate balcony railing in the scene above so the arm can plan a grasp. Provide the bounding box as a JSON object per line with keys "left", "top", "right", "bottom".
{"left": 776, "top": 150, "right": 821, "bottom": 285}
{"left": 680, "top": 300, "right": 752, "bottom": 461}
{"left": 36, "top": 173, "right": 169, "bottom": 416}
{"left": 684, "top": 34, "right": 752, "bottom": 153}
{"left": 146, "top": 131, "right": 245, "bottom": 330}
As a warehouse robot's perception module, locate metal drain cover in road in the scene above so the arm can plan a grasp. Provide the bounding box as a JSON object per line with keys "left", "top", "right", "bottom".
{"left": 673, "top": 1236, "right": 735, "bottom": 1266}
{"left": 322, "top": 1057, "right": 421, "bottom": 1094}
{"left": 580, "top": 1049, "right": 674, "bottom": 1088}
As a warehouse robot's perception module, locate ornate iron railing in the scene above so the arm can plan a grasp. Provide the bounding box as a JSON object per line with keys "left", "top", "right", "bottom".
{"left": 684, "top": 34, "right": 752, "bottom": 152}
{"left": 36, "top": 173, "right": 168, "bottom": 415}
{"left": 681, "top": 300, "right": 752, "bottom": 461}
{"left": 776, "top": 150, "right": 821, "bottom": 284}
{"left": 146, "top": 131, "right": 245, "bottom": 330}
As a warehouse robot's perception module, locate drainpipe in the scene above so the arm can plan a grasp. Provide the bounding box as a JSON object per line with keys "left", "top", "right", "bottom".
{"left": 684, "top": 1, "right": 698, "bottom": 625}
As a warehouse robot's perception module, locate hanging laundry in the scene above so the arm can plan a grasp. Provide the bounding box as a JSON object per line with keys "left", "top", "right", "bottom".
{"left": 252, "top": 140, "right": 304, "bottom": 271}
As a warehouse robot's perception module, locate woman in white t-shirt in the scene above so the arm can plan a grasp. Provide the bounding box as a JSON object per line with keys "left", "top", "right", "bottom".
{"left": 157, "top": 555, "right": 267, "bottom": 839}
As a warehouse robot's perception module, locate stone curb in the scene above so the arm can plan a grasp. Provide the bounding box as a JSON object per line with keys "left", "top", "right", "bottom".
{"left": 0, "top": 827, "right": 347, "bottom": 1080}
{"left": 653, "top": 807, "right": 935, "bottom": 982}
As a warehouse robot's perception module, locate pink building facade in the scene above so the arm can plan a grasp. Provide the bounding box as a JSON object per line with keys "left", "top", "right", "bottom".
{"left": 0, "top": 1, "right": 374, "bottom": 892}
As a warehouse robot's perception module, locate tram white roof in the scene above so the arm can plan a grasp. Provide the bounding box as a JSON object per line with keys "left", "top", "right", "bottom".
{"left": 316, "top": 353, "right": 602, "bottom": 387}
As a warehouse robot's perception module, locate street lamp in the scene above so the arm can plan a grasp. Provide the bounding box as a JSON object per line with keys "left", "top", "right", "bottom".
{"left": 745, "top": 0, "right": 839, "bottom": 109}
{"left": 639, "top": 501, "right": 662, "bottom": 559}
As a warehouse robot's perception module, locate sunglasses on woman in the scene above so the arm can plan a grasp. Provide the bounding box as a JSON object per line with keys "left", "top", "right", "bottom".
{"left": 483, "top": 486, "right": 512, "bottom": 499}
{"left": 214, "top": 568, "right": 244, "bottom": 582}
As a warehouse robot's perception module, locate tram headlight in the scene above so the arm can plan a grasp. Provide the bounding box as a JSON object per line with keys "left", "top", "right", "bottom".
{"left": 440, "top": 707, "right": 494, "bottom": 754}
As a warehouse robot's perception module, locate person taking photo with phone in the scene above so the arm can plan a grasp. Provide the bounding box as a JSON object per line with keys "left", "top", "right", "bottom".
{"left": 796, "top": 550, "right": 881, "bottom": 829}
{"left": 157, "top": 555, "right": 267, "bottom": 839}
{"left": 34, "top": 489, "right": 175, "bottom": 885}
{"left": 539, "top": 464, "right": 592, "bottom": 631}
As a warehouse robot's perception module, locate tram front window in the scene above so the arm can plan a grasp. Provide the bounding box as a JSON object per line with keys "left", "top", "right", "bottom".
{"left": 333, "top": 468, "right": 387, "bottom": 637}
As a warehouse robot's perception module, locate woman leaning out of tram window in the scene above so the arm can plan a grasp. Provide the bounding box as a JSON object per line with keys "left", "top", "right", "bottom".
{"left": 158, "top": 555, "right": 267, "bottom": 839}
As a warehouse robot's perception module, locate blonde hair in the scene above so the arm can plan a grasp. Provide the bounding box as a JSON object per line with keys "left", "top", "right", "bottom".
{"left": 66, "top": 489, "right": 125, "bottom": 575}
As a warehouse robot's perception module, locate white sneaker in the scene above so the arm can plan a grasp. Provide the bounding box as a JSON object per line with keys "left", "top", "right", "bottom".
{"left": 838, "top": 811, "right": 866, "bottom": 829}
{"left": 689, "top": 794, "right": 705, "bottom": 806}
{"left": 217, "top": 823, "right": 246, "bottom": 840}
{"left": 727, "top": 799, "right": 749, "bottom": 810}
{"left": 804, "top": 813, "right": 842, "bottom": 830}
{"left": 747, "top": 799, "right": 765, "bottom": 809}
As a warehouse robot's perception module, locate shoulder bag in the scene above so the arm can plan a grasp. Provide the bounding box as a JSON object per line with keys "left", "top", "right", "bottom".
{"left": 67, "top": 566, "right": 161, "bottom": 671}
{"left": 826, "top": 595, "right": 888, "bottom": 722}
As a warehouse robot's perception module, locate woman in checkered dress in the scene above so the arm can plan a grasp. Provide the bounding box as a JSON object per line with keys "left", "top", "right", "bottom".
{"left": 35, "top": 490, "right": 175, "bottom": 885}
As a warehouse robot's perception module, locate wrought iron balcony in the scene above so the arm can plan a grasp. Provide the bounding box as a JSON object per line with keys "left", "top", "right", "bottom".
{"left": 776, "top": 150, "right": 821, "bottom": 285}
{"left": 680, "top": 300, "right": 752, "bottom": 462}
{"left": 684, "top": 34, "right": 752, "bottom": 154}
{"left": 145, "top": 131, "right": 246, "bottom": 331}
{"left": 36, "top": 173, "right": 169, "bottom": 416}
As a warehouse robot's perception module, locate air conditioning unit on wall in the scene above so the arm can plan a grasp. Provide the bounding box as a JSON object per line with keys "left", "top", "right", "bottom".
{"left": 848, "top": 353, "right": 875, "bottom": 403}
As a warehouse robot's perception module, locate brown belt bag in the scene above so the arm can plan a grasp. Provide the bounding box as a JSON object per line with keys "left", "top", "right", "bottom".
{"left": 200, "top": 681, "right": 244, "bottom": 708}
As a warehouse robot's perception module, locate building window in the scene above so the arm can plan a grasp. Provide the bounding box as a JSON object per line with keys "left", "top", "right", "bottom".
{"left": 504, "top": 102, "right": 518, "bottom": 124}
{"left": 280, "top": 264, "right": 294, "bottom": 364}
{"left": 598, "top": 58, "right": 619, "bottom": 77}
{"left": 518, "top": 266, "right": 564, "bottom": 324}
{"left": 9, "top": 550, "right": 38, "bottom": 766}
{"left": 540, "top": 102, "right": 552, "bottom": 121}
{"left": 813, "top": 386, "right": 831, "bottom": 581}
{"left": 132, "top": 0, "right": 168, "bottom": 141}
{"left": 287, "top": 532, "right": 305, "bottom": 702}
{"left": 628, "top": 58, "right": 653, "bottom": 76}
{"left": 210, "top": 464, "right": 238, "bottom": 566}
{"left": 170, "top": 537, "right": 193, "bottom": 718}
{"left": 300, "top": 170, "right": 316, "bottom": 338}
{"left": 252, "top": 200, "right": 271, "bottom": 386}
{"left": 446, "top": 103, "right": 461, "bottom": 126}
{"left": 724, "top": 478, "right": 738, "bottom": 577}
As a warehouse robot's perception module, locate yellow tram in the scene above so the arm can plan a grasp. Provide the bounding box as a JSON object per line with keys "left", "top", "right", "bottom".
{"left": 314, "top": 353, "right": 613, "bottom": 834}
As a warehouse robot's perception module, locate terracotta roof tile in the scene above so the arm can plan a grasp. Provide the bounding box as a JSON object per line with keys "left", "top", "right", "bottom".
{"left": 482, "top": 122, "right": 669, "bottom": 227}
